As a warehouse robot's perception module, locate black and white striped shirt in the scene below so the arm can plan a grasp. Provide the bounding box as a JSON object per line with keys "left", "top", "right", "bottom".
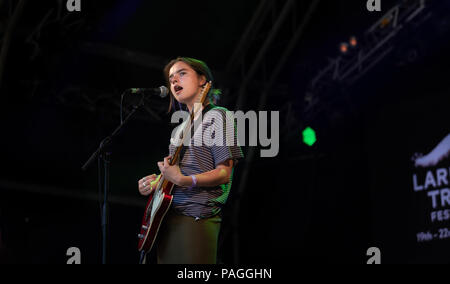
{"left": 168, "top": 105, "right": 244, "bottom": 219}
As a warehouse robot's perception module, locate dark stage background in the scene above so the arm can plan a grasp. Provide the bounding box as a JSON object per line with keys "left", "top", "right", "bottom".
{"left": 0, "top": 0, "right": 449, "bottom": 264}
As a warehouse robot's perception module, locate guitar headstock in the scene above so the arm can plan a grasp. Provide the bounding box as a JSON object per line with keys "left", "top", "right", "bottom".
{"left": 199, "top": 81, "right": 212, "bottom": 104}
{"left": 192, "top": 81, "right": 212, "bottom": 115}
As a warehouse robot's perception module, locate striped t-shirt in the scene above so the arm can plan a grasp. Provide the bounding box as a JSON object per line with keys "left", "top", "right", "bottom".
{"left": 168, "top": 105, "right": 244, "bottom": 219}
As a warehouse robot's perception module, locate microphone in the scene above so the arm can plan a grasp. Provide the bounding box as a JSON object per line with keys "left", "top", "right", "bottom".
{"left": 129, "top": 86, "right": 169, "bottom": 98}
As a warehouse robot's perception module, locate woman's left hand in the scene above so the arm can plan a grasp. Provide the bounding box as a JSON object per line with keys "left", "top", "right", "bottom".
{"left": 157, "top": 156, "right": 184, "bottom": 186}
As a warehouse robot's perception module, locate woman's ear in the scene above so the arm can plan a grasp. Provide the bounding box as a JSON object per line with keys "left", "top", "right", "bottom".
{"left": 199, "top": 75, "right": 207, "bottom": 86}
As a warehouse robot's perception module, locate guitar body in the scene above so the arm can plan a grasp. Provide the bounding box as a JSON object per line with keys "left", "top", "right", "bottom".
{"left": 138, "top": 180, "right": 174, "bottom": 252}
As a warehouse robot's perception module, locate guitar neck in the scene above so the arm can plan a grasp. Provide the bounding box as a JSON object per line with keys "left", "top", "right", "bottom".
{"left": 169, "top": 82, "right": 211, "bottom": 166}
{"left": 156, "top": 82, "right": 212, "bottom": 188}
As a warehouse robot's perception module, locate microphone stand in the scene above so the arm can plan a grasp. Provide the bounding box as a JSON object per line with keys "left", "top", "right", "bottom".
{"left": 81, "top": 91, "right": 146, "bottom": 264}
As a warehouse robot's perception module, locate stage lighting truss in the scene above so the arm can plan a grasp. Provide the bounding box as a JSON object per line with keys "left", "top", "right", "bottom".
{"left": 305, "top": 0, "right": 430, "bottom": 114}
{"left": 226, "top": 0, "right": 321, "bottom": 110}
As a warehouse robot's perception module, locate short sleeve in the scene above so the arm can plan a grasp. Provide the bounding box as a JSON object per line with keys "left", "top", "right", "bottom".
{"left": 203, "top": 108, "right": 244, "bottom": 167}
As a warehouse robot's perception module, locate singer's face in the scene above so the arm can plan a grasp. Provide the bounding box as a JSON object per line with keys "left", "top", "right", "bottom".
{"left": 168, "top": 61, "right": 206, "bottom": 105}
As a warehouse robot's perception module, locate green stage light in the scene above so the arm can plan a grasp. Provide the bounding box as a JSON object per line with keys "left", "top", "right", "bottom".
{"left": 302, "top": 127, "right": 316, "bottom": 146}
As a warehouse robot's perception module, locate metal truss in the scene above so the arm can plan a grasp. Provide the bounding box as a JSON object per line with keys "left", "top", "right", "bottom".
{"left": 227, "top": 0, "right": 320, "bottom": 110}
{"left": 305, "top": 0, "right": 431, "bottom": 117}
{"left": 0, "top": 0, "right": 27, "bottom": 90}
{"left": 223, "top": 0, "right": 320, "bottom": 264}
{"left": 0, "top": 179, "right": 145, "bottom": 207}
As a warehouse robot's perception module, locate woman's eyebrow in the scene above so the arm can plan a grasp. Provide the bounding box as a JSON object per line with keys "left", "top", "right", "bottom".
{"left": 169, "top": 68, "right": 188, "bottom": 80}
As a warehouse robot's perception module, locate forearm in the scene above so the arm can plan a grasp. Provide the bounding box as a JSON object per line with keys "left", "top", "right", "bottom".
{"left": 177, "top": 168, "right": 230, "bottom": 187}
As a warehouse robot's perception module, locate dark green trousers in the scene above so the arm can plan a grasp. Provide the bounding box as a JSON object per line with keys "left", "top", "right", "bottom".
{"left": 156, "top": 209, "right": 222, "bottom": 264}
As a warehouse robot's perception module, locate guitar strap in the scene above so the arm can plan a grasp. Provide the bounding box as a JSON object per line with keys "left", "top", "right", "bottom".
{"left": 178, "top": 103, "right": 216, "bottom": 162}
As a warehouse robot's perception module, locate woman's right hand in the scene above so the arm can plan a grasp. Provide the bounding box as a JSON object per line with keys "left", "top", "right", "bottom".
{"left": 138, "top": 174, "right": 159, "bottom": 196}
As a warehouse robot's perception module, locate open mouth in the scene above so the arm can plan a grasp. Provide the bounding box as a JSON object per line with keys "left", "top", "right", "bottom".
{"left": 174, "top": 85, "right": 183, "bottom": 94}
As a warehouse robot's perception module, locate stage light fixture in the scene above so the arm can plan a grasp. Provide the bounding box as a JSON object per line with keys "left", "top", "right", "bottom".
{"left": 340, "top": 42, "right": 349, "bottom": 54}
{"left": 380, "top": 16, "right": 392, "bottom": 28}
{"left": 349, "top": 36, "right": 357, "bottom": 47}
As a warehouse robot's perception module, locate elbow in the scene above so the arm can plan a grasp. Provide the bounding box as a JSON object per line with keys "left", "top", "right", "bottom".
{"left": 219, "top": 169, "right": 231, "bottom": 185}
{"left": 221, "top": 176, "right": 230, "bottom": 185}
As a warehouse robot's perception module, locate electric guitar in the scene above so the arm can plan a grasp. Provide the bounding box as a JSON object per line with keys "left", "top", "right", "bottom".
{"left": 137, "top": 81, "right": 212, "bottom": 258}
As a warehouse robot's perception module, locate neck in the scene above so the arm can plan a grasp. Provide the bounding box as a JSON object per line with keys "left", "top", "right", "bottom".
{"left": 187, "top": 100, "right": 209, "bottom": 113}
{"left": 186, "top": 101, "right": 195, "bottom": 113}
